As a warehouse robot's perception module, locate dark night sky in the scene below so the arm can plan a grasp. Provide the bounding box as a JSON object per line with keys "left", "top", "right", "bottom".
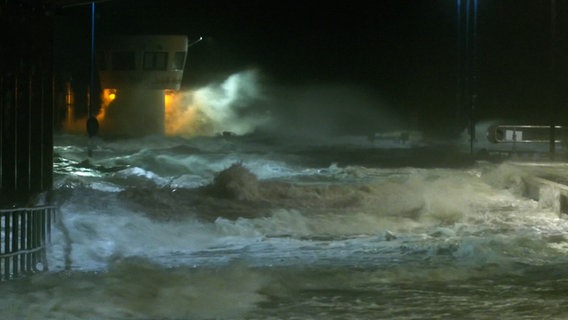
{"left": 54, "top": 0, "right": 568, "bottom": 138}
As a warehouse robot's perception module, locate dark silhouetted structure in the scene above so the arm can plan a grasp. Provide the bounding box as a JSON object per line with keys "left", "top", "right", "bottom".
{"left": 0, "top": 0, "right": 92, "bottom": 279}
{"left": 1, "top": 1, "right": 56, "bottom": 205}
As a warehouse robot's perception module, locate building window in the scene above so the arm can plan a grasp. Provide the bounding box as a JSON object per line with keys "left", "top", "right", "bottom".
{"left": 143, "top": 52, "right": 168, "bottom": 70}
{"left": 112, "top": 51, "right": 136, "bottom": 71}
{"left": 173, "top": 51, "right": 186, "bottom": 70}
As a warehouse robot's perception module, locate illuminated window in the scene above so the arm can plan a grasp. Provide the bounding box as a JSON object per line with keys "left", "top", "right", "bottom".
{"left": 173, "top": 51, "right": 186, "bottom": 70}
{"left": 143, "top": 52, "right": 168, "bottom": 70}
{"left": 112, "top": 51, "right": 136, "bottom": 70}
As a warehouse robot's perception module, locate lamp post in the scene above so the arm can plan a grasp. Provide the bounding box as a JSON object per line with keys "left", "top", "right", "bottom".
{"left": 549, "top": 0, "right": 557, "bottom": 159}
{"left": 87, "top": 2, "right": 99, "bottom": 136}
{"left": 456, "top": 0, "right": 478, "bottom": 155}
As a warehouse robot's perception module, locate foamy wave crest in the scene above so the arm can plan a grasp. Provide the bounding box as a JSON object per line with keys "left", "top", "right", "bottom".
{"left": 201, "top": 164, "right": 548, "bottom": 238}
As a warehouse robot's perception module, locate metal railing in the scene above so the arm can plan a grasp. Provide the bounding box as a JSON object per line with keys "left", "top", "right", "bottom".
{"left": 0, "top": 206, "right": 56, "bottom": 281}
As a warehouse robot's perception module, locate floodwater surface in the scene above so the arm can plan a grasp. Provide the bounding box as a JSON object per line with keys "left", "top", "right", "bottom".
{"left": 2, "top": 132, "right": 568, "bottom": 320}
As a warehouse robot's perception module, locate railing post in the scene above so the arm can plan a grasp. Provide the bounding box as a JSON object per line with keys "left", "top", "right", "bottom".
{"left": 0, "top": 206, "right": 56, "bottom": 280}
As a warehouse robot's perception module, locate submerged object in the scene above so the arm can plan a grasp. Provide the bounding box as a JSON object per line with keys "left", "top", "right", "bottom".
{"left": 86, "top": 116, "right": 99, "bottom": 137}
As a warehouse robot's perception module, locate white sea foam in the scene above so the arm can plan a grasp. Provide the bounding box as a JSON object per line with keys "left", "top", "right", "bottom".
{"left": 44, "top": 132, "right": 568, "bottom": 319}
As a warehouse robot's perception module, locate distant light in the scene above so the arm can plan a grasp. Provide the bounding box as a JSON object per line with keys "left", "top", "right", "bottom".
{"left": 104, "top": 88, "right": 117, "bottom": 101}
{"left": 188, "top": 36, "right": 204, "bottom": 48}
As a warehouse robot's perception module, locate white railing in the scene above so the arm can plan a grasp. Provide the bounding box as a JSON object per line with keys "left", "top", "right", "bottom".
{"left": 0, "top": 206, "right": 56, "bottom": 280}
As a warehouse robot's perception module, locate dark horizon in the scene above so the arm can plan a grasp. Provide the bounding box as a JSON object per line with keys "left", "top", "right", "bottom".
{"left": 53, "top": 0, "right": 568, "bottom": 138}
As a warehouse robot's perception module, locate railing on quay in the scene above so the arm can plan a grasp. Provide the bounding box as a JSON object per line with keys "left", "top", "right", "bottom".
{"left": 0, "top": 206, "right": 56, "bottom": 281}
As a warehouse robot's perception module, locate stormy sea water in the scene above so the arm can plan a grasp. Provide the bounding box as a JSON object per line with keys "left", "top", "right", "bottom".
{"left": 3, "top": 131, "right": 568, "bottom": 320}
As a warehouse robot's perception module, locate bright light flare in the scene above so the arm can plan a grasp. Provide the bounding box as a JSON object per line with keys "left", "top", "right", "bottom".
{"left": 97, "top": 88, "right": 117, "bottom": 122}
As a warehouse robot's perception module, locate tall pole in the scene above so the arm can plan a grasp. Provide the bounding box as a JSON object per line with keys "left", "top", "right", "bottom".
{"left": 86, "top": 2, "right": 99, "bottom": 155}
{"left": 549, "top": 0, "right": 557, "bottom": 159}
{"left": 465, "top": 0, "right": 473, "bottom": 153}
{"left": 90, "top": 1, "right": 95, "bottom": 118}
{"left": 470, "top": 0, "right": 478, "bottom": 155}
{"left": 457, "top": 0, "right": 478, "bottom": 154}
{"left": 456, "top": 0, "right": 463, "bottom": 136}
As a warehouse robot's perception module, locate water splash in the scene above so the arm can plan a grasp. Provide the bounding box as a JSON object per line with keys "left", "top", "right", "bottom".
{"left": 165, "top": 69, "right": 270, "bottom": 137}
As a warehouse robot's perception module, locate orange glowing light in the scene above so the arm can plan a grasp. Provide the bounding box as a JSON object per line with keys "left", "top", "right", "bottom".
{"left": 164, "top": 89, "right": 200, "bottom": 137}
{"left": 164, "top": 89, "right": 176, "bottom": 136}
{"left": 164, "top": 89, "right": 174, "bottom": 108}
{"left": 98, "top": 88, "right": 118, "bottom": 122}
